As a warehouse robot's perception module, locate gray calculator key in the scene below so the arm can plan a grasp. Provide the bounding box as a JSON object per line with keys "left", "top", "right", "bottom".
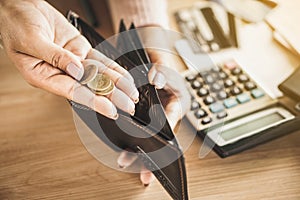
{"left": 202, "top": 116, "right": 212, "bottom": 125}
{"left": 218, "top": 71, "right": 228, "bottom": 79}
{"left": 244, "top": 81, "right": 257, "bottom": 91}
{"left": 186, "top": 74, "right": 196, "bottom": 82}
{"left": 224, "top": 79, "right": 234, "bottom": 88}
{"left": 195, "top": 109, "right": 207, "bottom": 118}
{"left": 231, "top": 86, "right": 242, "bottom": 95}
{"left": 191, "top": 80, "right": 203, "bottom": 89}
{"left": 191, "top": 101, "right": 201, "bottom": 110}
{"left": 197, "top": 88, "right": 209, "bottom": 97}
{"left": 238, "top": 74, "right": 249, "bottom": 83}
{"left": 217, "top": 111, "right": 228, "bottom": 119}
{"left": 204, "top": 95, "right": 216, "bottom": 105}
{"left": 231, "top": 67, "right": 242, "bottom": 75}
{"left": 217, "top": 91, "right": 228, "bottom": 100}
{"left": 210, "top": 83, "right": 223, "bottom": 92}
{"left": 204, "top": 75, "right": 215, "bottom": 84}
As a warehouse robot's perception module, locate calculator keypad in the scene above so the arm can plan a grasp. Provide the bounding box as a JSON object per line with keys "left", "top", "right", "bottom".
{"left": 185, "top": 60, "right": 267, "bottom": 128}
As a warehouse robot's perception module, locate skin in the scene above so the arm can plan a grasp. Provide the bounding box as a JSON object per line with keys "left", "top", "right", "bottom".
{"left": 0, "top": 0, "right": 190, "bottom": 186}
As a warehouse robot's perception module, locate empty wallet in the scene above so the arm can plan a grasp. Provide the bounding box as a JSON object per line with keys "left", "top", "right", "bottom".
{"left": 66, "top": 11, "right": 189, "bottom": 200}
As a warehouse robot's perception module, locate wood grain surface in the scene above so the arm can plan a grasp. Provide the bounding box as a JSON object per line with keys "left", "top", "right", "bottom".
{"left": 0, "top": 0, "right": 300, "bottom": 199}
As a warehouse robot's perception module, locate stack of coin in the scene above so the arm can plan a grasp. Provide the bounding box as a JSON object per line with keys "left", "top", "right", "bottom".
{"left": 87, "top": 74, "right": 115, "bottom": 96}
{"left": 80, "top": 64, "right": 115, "bottom": 96}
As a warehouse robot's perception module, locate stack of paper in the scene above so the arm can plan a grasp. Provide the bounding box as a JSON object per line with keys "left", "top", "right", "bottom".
{"left": 266, "top": 0, "right": 300, "bottom": 56}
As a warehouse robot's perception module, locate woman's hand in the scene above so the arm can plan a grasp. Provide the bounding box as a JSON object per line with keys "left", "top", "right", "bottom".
{"left": 0, "top": 0, "right": 139, "bottom": 118}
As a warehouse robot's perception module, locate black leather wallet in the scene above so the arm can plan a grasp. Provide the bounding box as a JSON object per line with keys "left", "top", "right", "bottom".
{"left": 66, "top": 11, "right": 189, "bottom": 200}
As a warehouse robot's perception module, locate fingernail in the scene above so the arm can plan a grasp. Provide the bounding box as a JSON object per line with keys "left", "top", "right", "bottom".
{"left": 143, "top": 184, "right": 149, "bottom": 187}
{"left": 130, "top": 110, "right": 135, "bottom": 116}
{"left": 66, "top": 63, "right": 84, "bottom": 80}
{"left": 112, "top": 113, "right": 119, "bottom": 120}
{"left": 132, "top": 89, "right": 139, "bottom": 101}
{"left": 118, "top": 164, "right": 125, "bottom": 169}
{"left": 134, "top": 98, "right": 139, "bottom": 104}
{"left": 153, "top": 72, "right": 166, "bottom": 89}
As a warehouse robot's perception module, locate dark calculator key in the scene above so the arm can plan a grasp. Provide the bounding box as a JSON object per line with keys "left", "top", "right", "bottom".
{"left": 238, "top": 74, "right": 249, "bottom": 83}
{"left": 204, "top": 75, "right": 215, "bottom": 84}
{"left": 231, "top": 86, "right": 242, "bottom": 95}
{"left": 217, "top": 111, "right": 228, "bottom": 119}
{"left": 210, "top": 83, "right": 223, "bottom": 92}
{"left": 185, "top": 74, "right": 196, "bottom": 82}
{"left": 195, "top": 109, "right": 207, "bottom": 119}
{"left": 202, "top": 116, "right": 212, "bottom": 125}
{"left": 191, "top": 101, "right": 200, "bottom": 110}
{"left": 217, "top": 91, "right": 228, "bottom": 100}
{"left": 218, "top": 71, "right": 228, "bottom": 79}
{"left": 244, "top": 81, "right": 257, "bottom": 91}
{"left": 197, "top": 88, "right": 209, "bottom": 97}
{"left": 203, "top": 95, "right": 216, "bottom": 105}
{"left": 231, "top": 67, "right": 242, "bottom": 75}
{"left": 224, "top": 79, "right": 234, "bottom": 88}
{"left": 191, "top": 80, "right": 203, "bottom": 89}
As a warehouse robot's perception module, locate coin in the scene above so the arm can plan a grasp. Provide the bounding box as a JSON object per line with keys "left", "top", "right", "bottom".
{"left": 94, "top": 81, "right": 115, "bottom": 96}
{"left": 87, "top": 74, "right": 115, "bottom": 96}
{"left": 80, "top": 64, "right": 98, "bottom": 85}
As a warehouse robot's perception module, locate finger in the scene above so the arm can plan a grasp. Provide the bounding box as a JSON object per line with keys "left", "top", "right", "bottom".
{"left": 87, "top": 49, "right": 134, "bottom": 83}
{"left": 106, "top": 87, "right": 135, "bottom": 115}
{"left": 165, "top": 100, "right": 183, "bottom": 130}
{"left": 18, "top": 34, "right": 91, "bottom": 81}
{"left": 26, "top": 61, "right": 118, "bottom": 119}
{"left": 140, "top": 165, "right": 155, "bottom": 186}
{"left": 152, "top": 72, "right": 167, "bottom": 89}
{"left": 82, "top": 59, "right": 139, "bottom": 102}
{"left": 148, "top": 65, "right": 157, "bottom": 84}
{"left": 117, "top": 151, "right": 138, "bottom": 169}
{"left": 63, "top": 34, "right": 92, "bottom": 60}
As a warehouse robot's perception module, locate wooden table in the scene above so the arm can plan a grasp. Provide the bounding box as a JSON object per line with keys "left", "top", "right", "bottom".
{"left": 0, "top": 0, "right": 300, "bottom": 199}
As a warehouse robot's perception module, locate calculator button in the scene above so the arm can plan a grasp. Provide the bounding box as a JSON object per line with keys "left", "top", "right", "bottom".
{"left": 231, "top": 67, "right": 242, "bottom": 75}
{"left": 185, "top": 74, "right": 196, "bottom": 82}
{"left": 238, "top": 74, "right": 249, "bottom": 83}
{"left": 197, "top": 88, "right": 209, "bottom": 97}
{"left": 217, "top": 91, "right": 228, "bottom": 100}
{"left": 218, "top": 71, "right": 228, "bottom": 79}
{"left": 236, "top": 93, "right": 251, "bottom": 104}
{"left": 217, "top": 111, "right": 228, "bottom": 119}
{"left": 204, "top": 75, "right": 215, "bottom": 84}
{"left": 195, "top": 109, "right": 207, "bottom": 119}
{"left": 224, "top": 97, "right": 238, "bottom": 108}
{"left": 191, "top": 101, "right": 200, "bottom": 110}
{"left": 209, "top": 102, "right": 225, "bottom": 113}
{"left": 191, "top": 80, "right": 203, "bottom": 89}
{"left": 210, "top": 83, "right": 223, "bottom": 92}
{"left": 211, "top": 67, "right": 221, "bottom": 73}
{"left": 202, "top": 116, "right": 212, "bottom": 125}
{"left": 251, "top": 89, "right": 265, "bottom": 99}
{"left": 244, "top": 81, "right": 257, "bottom": 91}
{"left": 224, "top": 61, "right": 238, "bottom": 70}
{"left": 224, "top": 79, "right": 234, "bottom": 88}
{"left": 204, "top": 96, "right": 216, "bottom": 105}
{"left": 230, "top": 86, "right": 242, "bottom": 95}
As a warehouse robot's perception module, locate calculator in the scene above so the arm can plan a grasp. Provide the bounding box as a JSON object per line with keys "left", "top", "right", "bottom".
{"left": 182, "top": 59, "right": 298, "bottom": 157}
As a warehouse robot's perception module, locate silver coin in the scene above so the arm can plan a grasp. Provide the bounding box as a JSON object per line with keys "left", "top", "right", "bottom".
{"left": 80, "top": 64, "right": 98, "bottom": 85}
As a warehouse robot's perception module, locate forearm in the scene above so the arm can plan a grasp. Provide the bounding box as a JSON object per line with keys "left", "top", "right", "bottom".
{"left": 108, "top": 0, "right": 169, "bottom": 32}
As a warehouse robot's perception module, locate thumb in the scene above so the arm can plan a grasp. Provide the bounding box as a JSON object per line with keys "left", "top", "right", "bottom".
{"left": 42, "top": 42, "right": 84, "bottom": 80}
{"left": 27, "top": 38, "right": 85, "bottom": 80}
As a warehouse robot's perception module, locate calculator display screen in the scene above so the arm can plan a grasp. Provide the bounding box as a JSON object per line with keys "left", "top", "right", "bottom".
{"left": 220, "top": 112, "right": 284, "bottom": 141}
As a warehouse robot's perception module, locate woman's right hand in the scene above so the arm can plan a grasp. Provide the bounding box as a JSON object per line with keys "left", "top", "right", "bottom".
{"left": 0, "top": 0, "right": 139, "bottom": 119}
